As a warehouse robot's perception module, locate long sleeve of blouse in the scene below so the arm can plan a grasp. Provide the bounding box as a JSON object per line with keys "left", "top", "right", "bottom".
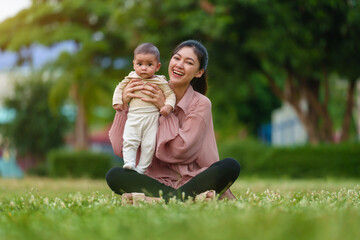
{"left": 108, "top": 110, "right": 127, "bottom": 158}
{"left": 112, "top": 78, "right": 130, "bottom": 106}
{"left": 156, "top": 100, "right": 210, "bottom": 164}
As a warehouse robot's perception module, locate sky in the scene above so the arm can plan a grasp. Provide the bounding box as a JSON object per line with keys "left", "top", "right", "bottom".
{"left": 0, "top": 0, "right": 32, "bottom": 22}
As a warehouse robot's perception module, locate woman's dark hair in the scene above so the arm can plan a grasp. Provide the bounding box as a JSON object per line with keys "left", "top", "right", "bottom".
{"left": 172, "top": 40, "right": 208, "bottom": 95}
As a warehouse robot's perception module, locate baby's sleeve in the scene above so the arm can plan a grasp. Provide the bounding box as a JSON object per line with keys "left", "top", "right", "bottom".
{"left": 112, "top": 78, "right": 131, "bottom": 106}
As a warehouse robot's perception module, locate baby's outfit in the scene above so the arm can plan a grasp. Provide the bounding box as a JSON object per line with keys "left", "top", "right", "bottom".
{"left": 112, "top": 71, "right": 176, "bottom": 174}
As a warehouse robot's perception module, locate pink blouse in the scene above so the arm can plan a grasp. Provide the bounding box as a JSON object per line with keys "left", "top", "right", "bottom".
{"left": 108, "top": 85, "right": 219, "bottom": 189}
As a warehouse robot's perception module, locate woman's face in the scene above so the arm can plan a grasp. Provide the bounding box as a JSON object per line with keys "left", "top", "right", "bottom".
{"left": 168, "top": 47, "right": 204, "bottom": 89}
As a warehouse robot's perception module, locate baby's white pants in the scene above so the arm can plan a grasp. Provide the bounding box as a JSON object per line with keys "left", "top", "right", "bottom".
{"left": 122, "top": 107, "right": 159, "bottom": 174}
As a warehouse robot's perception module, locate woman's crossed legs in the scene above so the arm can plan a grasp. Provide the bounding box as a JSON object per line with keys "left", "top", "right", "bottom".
{"left": 105, "top": 158, "right": 240, "bottom": 202}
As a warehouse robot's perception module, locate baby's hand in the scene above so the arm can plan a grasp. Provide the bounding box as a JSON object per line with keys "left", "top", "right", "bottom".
{"left": 113, "top": 104, "right": 124, "bottom": 111}
{"left": 160, "top": 105, "right": 173, "bottom": 116}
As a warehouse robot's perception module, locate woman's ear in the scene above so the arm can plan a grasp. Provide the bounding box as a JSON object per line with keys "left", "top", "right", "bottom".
{"left": 195, "top": 69, "right": 204, "bottom": 78}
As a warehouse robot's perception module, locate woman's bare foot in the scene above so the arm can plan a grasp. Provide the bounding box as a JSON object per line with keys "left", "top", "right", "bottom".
{"left": 218, "top": 189, "right": 237, "bottom": 201}
{"left": 195, "top": 190, "right": 216, "bottom": 202}
{"left": 121, "top": 193, "right": 163, "bottom": 206}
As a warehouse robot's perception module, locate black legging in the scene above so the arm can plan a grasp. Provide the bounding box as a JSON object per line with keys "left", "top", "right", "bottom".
{"left": 105, "top": 158, "right": 241, "bottom": 201}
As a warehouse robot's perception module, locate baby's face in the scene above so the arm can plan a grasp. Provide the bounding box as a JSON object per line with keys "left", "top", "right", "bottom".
{"left": 133, "top": 54, "right": 161, "bottom": 79}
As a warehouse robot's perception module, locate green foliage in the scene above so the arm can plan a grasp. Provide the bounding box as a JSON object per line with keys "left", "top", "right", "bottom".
{"left": 209, "top": 71, "right": 280, "bottom": 134}
{"left": 1, "top": 74, "right": 68, "bottom": 159}
{"left": 219, "top": 140, "right": 360, "bottom": 178}
{"left": 47, "top": 149, "right": 113, "bottom": 178}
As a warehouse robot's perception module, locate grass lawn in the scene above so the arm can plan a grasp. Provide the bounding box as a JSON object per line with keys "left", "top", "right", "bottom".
{"left": 1, "top": 177, "right": 360, "bottom": 240}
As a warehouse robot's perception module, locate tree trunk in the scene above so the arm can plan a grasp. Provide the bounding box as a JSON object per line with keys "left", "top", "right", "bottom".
{"left": 74, "top": 88, "right": 89, "bottom": 150}
{"left": 302, "top": 77, "right": 334, "bottom": 142}
{"left": 340, "top": 80, "right": 357, "bottom": 141}
{"left": 356, "top": 82, "right": 360, "bottom": 140}
{"left": 290, "top": 102, "right": 320, "bottom": 144}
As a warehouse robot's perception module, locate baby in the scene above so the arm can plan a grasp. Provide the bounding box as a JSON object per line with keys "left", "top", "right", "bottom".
{"left": 112, "top": 43, "right": 175, "bottom": 174}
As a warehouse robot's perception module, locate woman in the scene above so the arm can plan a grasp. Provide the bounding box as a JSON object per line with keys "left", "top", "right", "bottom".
{"left": 106, "top": 40, "right": 240, "bottom": 203}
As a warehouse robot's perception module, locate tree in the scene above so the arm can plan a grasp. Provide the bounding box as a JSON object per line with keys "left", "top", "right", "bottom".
{"left": 202, "top": 0, "right": 360, "bottom": 144}
{"left": 0, "top": 0, "right": 126, "bottom": 149}
{"left": 1, "top": 74, "right": 68, "bottom": 161}
{"left": 250, "top": 0, "right": 360, "bottom": 143}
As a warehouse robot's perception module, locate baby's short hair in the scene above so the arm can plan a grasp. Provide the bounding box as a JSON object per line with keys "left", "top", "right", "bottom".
{"left": 134, "top": 43, "right": 160, "bottom": 62}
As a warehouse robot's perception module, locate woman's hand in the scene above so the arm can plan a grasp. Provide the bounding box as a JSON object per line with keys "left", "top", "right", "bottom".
{"left": 141, "top": 83, "right": 166, "bottom": 110}
{"left": 122, "top": 79, "right": 144, "bottom": 110}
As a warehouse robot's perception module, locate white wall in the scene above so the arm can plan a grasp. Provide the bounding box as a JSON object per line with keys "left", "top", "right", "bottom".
{"left": 272, "top": 101, "right": 308, "bottom": 146}
{"left": 0, "top": 72, "right": 17, "bottom": 124}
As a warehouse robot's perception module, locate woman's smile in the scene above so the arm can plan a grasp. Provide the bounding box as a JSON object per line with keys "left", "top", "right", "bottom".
{"left": 173, "top": 70, "right": 184, "bottom": 76}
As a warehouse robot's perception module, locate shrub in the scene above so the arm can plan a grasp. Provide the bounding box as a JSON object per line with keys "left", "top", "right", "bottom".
{"left": 218, "top": 138, "right": 271, "bottom": 176}
{"left": 257, "top": 144, "right": 360, "bottom": 178}
{"left": 218, "top": 140, "right": 360, "bottom": 178}
{"left": 47, "top": 149, "right": 113, "bottom": 178}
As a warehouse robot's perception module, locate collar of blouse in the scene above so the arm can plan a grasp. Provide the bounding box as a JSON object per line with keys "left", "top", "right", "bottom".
{"left": 174, "top": 85, "right": 195, "bottom": 116}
